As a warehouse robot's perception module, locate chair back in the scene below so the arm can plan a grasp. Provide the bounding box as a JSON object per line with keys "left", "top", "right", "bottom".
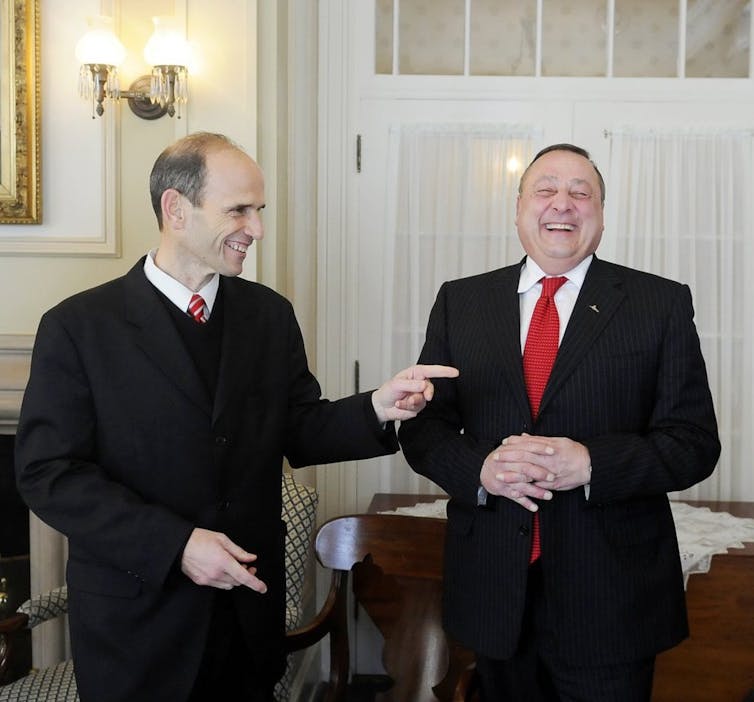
{"left": 314, "top": 512, "right": 477, "bottom": 702}
{"left": 315, "top": 513, "right": 445, "bottom": 579}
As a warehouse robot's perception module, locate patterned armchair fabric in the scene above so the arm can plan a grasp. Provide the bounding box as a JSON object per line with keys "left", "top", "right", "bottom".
{"left": 18, "top": 587, "right": 68, "bottom": 630}
{"left": 0, "top": 474, "right": 318, "bottom": 702}
{"left": 0, "top": 662, "right": 77, "bottom": 702}
{"left": 276, "top": 473, "right": 319, "bottom": 700}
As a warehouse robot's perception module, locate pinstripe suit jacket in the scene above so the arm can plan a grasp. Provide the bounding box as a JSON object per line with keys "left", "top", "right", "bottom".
{"left": 398, "top": 256, "right": 720, "bottom": 665}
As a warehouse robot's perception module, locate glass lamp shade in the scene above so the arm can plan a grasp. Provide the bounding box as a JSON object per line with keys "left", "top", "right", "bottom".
{"left": 143, "top": 16, "right": 191, "bottom": 67}
{"left": 75, "top": 17, "right": 126, "bottom": 66}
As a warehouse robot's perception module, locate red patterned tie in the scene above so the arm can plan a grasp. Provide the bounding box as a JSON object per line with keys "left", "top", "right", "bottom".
{"left": 187, "top": 293, "right": 208, "bottom": 323}
{"left": 522, "top": 276, "right": 567, "bottom": 563}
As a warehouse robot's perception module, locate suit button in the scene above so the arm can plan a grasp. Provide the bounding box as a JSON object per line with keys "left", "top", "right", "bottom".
{"left": 215, "top": 436, "right": 228, "bottom": 446}
{"left": 518, "top": 525, "right": 530, "bottom": 536}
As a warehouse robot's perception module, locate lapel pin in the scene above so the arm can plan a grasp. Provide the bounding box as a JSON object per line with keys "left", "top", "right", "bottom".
{"left": 589, "top": 304, "right": 599, "bottom": 313}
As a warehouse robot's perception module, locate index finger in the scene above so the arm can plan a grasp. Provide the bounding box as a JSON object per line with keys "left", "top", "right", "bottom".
{"left": 412, "top": 364, "right": 459, "bottom": 379}
{"left": 230, "top": 561, "right": 268, "bottom": 593}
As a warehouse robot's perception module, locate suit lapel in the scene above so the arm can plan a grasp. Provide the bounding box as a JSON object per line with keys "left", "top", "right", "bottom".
{"left": 478, "top": 264, "right": 533, "bottom": 422}
{"left": 539, "top": 257, "right": 625, "bottom": 415}
{"left": 124, "top": 262, "right": 211, "bottom": 415}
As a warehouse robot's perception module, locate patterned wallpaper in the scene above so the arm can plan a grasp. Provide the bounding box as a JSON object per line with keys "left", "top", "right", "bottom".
{"left": 375, "top": 0, "right": 750, "bottom": 78}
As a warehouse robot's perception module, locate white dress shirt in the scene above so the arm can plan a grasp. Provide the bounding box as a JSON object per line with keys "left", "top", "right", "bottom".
{"left": 517, "top": 254, "right": 593, "bottom": 351}
{"left": 143, "top": 249, "right": 220, "bottom": 319}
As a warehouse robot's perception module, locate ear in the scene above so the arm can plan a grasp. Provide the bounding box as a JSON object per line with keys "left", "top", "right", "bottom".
{"left": 162, "top": 189, "right": 187, "bottom": 229}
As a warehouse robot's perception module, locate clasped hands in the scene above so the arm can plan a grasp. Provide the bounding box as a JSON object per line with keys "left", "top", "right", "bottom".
{"left": 480, "top": 433, "right": 591, "bottom": 512}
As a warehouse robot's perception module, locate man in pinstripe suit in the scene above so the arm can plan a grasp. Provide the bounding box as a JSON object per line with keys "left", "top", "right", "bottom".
{"left": 399, "top": 144, "right": 720, "bottom": 701}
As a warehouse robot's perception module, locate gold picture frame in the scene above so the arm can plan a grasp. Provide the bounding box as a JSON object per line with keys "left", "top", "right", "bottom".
{"left": 0, "top": 0, "right": 40, "bottom": 224}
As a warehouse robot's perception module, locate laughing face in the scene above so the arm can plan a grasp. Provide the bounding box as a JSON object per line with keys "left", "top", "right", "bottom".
{"left": 515, "top": 149, "right": 604, "bottom": 275}
{"left": 164, "top": 147, "right": 266, "bottom": 290}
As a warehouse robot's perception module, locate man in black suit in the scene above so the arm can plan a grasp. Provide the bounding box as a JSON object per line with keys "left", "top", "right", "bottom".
{"left": 15, "top": 132, "right": 457, "bottom": 702}
{"left": 399, "top": 144, "right": 720, "bottom": 701}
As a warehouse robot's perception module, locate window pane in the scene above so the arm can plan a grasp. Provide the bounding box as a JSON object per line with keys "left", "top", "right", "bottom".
{"left": 399, "top": 0, "right": 466, "bottom": 75}
{"left": 470, "top": 0, "right": 537, "bottom": 76}
{"left": 686, "top": 0, "right": 749, "bottom": 78}
{"left": 613, "top": 0, "right": 678, "bottom": 77}
{"left": 375, "top": 0, "right": 394, "bottom": 74}
{"left": 541, "top": 0, "right": 607, "bottom": 77}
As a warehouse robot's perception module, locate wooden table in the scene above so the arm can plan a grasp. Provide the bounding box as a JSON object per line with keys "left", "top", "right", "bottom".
{"left": 361, "top": 495, "right": 754, "bottom": 702}
{"left": 653, "top": 500, "right": 754, "bottom": 702}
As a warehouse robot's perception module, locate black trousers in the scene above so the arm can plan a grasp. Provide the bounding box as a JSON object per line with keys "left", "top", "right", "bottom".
{"left": 188, "top": 592, "right": 276, "bottom": 702}
{"left": 476, "top": 562, "right": 655, "bottom": 702}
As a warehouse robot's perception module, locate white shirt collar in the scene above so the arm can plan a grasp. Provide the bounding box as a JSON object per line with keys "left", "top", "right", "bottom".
{"left": 518, "top": 254, "right": 594, "bottom": 293}
{"left": 143, "top": 250, "right": 220, "bottom": 316}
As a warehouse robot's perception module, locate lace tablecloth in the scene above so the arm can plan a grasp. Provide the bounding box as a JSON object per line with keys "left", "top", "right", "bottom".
{"left": 379, "top": 499, "right": 754, "bottom": 587}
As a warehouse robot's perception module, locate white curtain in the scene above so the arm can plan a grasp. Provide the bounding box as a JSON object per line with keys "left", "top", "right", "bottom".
{"left": 607, "top": 127, "right": 754, "bottom": 501}
{"left": 381, "top": 124, "right": 540, "bottom": 494}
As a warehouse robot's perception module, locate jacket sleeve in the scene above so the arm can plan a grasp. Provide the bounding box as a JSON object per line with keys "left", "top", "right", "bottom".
{"left": 582, "top": 284, "right": 720, "bottom": 504}
{"left": 15, "top": 310, "right": 194, "bottom": 590}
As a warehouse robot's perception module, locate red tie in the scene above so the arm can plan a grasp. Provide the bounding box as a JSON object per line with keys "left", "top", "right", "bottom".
{"left": 187, "top": 293, "right": 208, "bottom": 324}
{"left": 522, "top": 276, "right": 567, "bottom": 563}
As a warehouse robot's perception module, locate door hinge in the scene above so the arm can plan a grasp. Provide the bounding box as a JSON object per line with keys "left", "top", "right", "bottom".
{"left": 356, "top": 134, "right": 362, "bottom": 173}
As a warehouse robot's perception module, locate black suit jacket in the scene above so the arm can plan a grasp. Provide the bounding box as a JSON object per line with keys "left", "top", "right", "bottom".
{"left": 399, "top": 256, "right": 720, "bottom": 666}
{"left": 15, "top": 260, "right": 398, "bottom": 702}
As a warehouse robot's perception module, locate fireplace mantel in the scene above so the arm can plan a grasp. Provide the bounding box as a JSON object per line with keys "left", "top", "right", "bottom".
{"left": 0, "top": 334, "right": 34, "bottom": 434}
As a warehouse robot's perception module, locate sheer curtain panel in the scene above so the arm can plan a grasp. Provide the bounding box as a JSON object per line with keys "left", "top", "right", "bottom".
{"left": 607, "top": 127, "right": 754, "bottom": 501}
{"left": 381, "top": 124, "right": 539, "bottom": 493}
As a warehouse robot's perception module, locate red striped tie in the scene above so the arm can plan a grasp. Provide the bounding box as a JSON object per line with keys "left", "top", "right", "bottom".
{"left": 187, "top": 293, "right": 208, "bottom": 324}
{"left": 522, "top": 276, "right": 567, "bottom": 563}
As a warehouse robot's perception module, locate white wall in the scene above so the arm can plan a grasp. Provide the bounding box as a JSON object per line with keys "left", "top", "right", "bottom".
{"left": 0, "top": 0, "right": 259, "bottom": 336}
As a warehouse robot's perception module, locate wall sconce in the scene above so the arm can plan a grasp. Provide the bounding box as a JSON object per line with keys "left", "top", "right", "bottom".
{"left": 76, "top": 16, "right": 190, "bottom": 120}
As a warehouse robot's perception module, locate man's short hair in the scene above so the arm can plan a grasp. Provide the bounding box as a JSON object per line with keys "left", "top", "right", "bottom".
{"left": 519, "top": 143, "right": 605, "bottom": 205}
{"left": 149, "top": 132, "right": 240, "bottom": 229}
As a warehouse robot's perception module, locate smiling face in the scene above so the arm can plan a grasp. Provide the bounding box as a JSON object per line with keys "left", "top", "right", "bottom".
{"left": 158, "top": 147, "right": 266, "bottom": 290}
{"left": 515, "top": 149, "right": 604, "bottom": 275}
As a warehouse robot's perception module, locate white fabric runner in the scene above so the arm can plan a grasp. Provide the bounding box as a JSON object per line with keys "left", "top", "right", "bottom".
{"left": 379, "top": 499, "right": 754, "bottom": 587}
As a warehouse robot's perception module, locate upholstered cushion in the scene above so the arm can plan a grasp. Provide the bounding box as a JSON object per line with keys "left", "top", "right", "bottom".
{"left": 280, "top": 473, "right": 318, "bottom": 618}
{"left": 274, "top": 473, "right": 318, "bottom": 702}
{"left": 0, "top": 661, "right": 78, "bottom": 702}
{"left": 18, "top": 587, "right": 68, "bottom": 629}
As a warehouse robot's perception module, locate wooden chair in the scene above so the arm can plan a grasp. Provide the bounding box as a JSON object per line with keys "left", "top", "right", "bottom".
{"left": 298, "top": 506, "right": 754, "bottom": 702}
{"left": 0, "top": 473, "right": 318, "bottom": 702}
{"left": 288, "top": 513, "right": 476, "bottom": 702}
